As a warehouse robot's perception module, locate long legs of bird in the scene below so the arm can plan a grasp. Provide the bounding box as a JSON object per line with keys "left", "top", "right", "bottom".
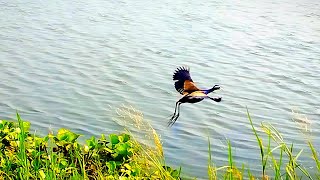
{"left": 168, "top": 101, "right": 182, "bottom": 127}
{"left": 204, "top": 85, "right": 220, "bottom": 94}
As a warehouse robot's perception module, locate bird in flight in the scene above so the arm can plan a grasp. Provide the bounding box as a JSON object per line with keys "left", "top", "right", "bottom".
{"left": 168, "top": 66, "right": 222, "bottom": 126}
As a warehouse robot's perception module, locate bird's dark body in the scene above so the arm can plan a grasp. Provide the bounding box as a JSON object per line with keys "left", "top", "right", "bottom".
{"left": 179, "top": 95, "right": 204, "bottom": 104}
{"left": 168, "top": 67, "right": 222, "bottom": 126}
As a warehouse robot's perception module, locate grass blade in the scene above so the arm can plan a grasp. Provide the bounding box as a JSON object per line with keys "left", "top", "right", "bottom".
{"left": 227, "top": 140, "right": 233, "bottom": 180}
{"left": 247, "top": 108, "right": 266, "bottom": 177}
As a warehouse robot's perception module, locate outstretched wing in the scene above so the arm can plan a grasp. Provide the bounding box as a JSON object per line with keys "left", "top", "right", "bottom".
{"left": 173, "top": 67, "right": 200, "bottom": 94}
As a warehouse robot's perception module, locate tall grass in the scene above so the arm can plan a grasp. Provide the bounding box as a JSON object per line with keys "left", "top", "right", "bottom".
{"left": 208, "top": 136, "right": 216, "bottom": 180}
{"left": 112, "top": 105, "right": 181, "bottom": 179}
{"left": 207, "top": 108, "right": 319, "bottom": 180}
{"left": 308, "top": 142, "right": 320, "bottom": 176}
{"left": 17, "top": 112, "right": 29, "bottom": 179}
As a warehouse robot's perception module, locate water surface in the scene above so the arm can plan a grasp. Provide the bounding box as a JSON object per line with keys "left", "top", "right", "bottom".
{"left": 1, "top": 0, "right": 319, "bottom": 178}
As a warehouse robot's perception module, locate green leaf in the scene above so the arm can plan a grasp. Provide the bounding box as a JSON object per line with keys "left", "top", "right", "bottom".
{"left": 43, "top": 135, "right": 49, "bottom": 142}
{"left": 60, "top": 159, "right": 68, "bottom": 168}
{"left": 22, "top": 121, "right": 31, "bottom": 132}
{"left": 119, "top": 134, "right": 130, "bottom": 143}
{"left": 171, "top": 169, "right": 180, "bottom": 178}
{"left": 106, "top": 161, "right": 117, "bottom": 173}
{"left": 56, "top": 128, "right": 80, "bottom": 143}
{"left": 86, "top": 136, "right": 97, "bottom": 149}
{"left": 0, "top": 122, "right": 4, "bottom": 129}
{"left": 109, "top": 134, "right": 119, "bottom": 145}
{"left": 116, "top": 143, "right": 130, "bottom": 156}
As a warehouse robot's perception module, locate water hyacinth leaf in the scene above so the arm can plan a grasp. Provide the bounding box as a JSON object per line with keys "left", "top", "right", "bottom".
{"left": 109, "top": 134, "right": 119, "bottom": 145}
{"left": 86, "top": 136, "right": 97, "bottom": 149}
{"left": 60, "top": 159, "right": 68, "bottom": 168}
{"left": 0, "top": 121, "right": 4, "bottom": 129}
{"left": 116, "top": 143, "right": 130, "bottom": 156}
{"left": 56, "top": 128, "right": 80, "bottom": 142}
{"left": 106, "top": 161, "right": 117, "bottom": 173}
{"left": 115, "top": 161, "right": 122, "bottom": 166}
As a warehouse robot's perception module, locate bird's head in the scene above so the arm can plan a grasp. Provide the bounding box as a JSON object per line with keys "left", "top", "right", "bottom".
{"left": 212, "top": 85, "right": 220, "bottom": 91}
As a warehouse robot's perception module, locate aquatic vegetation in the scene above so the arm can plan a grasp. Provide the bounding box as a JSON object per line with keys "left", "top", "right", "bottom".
{"left": 0, "top": 113, "right": 180, "bottom": 179}
{"left": 112, "top": 104, "right": 181, "bottom": 179}
{"left": 207, "top": 109, "right": 320, "bottom": 180}
{"left": 0, "top": 108, "right": 319, "bottom": 179}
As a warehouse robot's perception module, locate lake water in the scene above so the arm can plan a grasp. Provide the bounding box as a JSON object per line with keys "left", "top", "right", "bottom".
{"left": 1, "top": 0, "right": 319, "bottom": 178}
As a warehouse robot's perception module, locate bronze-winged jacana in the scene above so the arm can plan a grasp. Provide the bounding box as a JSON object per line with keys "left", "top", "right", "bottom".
{"left": 168, "top": 66, "right": 222, "bottom": 126}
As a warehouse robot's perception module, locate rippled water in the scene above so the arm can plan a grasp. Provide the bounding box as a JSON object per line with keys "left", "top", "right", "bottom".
{"left": 1, "top": 0, "right": 320, "bottom": 178}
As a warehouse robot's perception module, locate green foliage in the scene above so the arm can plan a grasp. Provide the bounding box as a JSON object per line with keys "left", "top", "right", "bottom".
{"left": 0, "top": 113, "right": 181, "bottom": 179}
{"left": 207, "top": 109, "right": 319, "bottom": 180}
{"left": 1, "top": 110, "right": 319, "bottom": 180}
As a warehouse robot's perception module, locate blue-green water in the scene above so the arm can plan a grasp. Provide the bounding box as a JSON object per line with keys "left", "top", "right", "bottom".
{"left": 0, "top": 0, "right": 319, "bottom": 178}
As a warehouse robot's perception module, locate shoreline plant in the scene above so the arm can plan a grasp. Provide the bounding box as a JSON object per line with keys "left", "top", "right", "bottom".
{"left": 207, "top": 109, "right": 319, "bottom": 180}
{"left": 0, "top": 107, "right": 319, "bottom": 180}
{"left": 0, "top": 112, "right": 180, "bottom": 179}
